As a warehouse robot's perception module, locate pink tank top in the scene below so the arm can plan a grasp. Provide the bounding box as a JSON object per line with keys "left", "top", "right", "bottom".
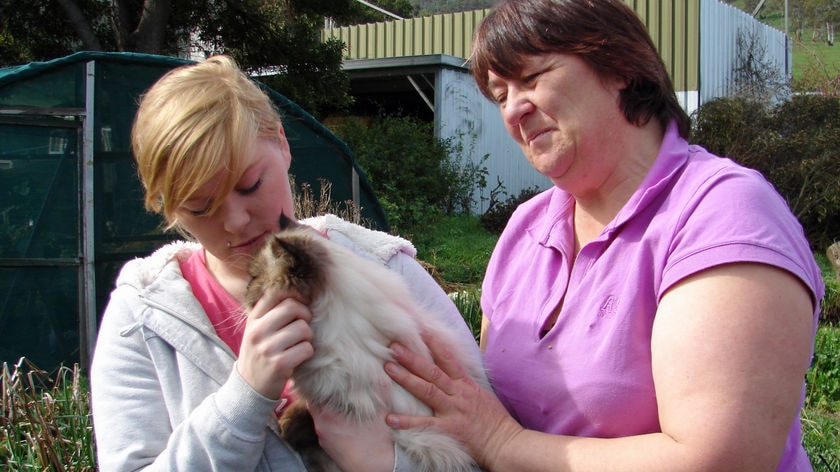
{"left": 180, "top": 249, "right": 296, "bottom": 413}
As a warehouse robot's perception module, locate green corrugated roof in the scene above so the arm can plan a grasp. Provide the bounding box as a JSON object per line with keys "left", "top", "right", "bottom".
{"left": 0, "top": 51, "right": 191, "bottom": 87}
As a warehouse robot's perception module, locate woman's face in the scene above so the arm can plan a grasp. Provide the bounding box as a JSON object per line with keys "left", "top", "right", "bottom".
{"left": 175, "top": 128, "right": 295, "bottom": 274}
{"left": 487, "top": 53, "right": 627, "bottom": 192}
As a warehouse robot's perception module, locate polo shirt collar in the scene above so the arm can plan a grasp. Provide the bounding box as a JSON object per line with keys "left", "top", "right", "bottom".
{"left": 528, "top": 120, "right": 690, "bottom": 249}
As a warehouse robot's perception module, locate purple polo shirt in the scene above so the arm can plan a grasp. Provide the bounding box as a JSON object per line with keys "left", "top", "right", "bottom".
{"left": 481, "top": 122, "right": 824, "bottom": 470}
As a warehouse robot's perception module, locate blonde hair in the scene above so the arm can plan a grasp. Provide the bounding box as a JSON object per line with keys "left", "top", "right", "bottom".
{"left": 131, "top": 55, "right": 283, "bottom": 229}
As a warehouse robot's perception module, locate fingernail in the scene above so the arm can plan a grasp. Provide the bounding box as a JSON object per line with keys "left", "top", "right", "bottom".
{"left": 385, "top": 414, "right": 399, "bottom": 427}
{"left": 385, "top": 362, "right": 398, "bottom": 375}
{"left": 390, "top": 343, "right": 404, "bottom": 358}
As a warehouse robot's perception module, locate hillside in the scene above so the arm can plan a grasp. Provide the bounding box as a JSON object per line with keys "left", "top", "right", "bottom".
{"left": 411, "top": 0, "right": 495, "bottom": 15}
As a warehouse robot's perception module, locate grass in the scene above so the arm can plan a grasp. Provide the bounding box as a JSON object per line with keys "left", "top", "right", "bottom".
{"left": 406, "top": 214, "right": 498, "bottom": 290}
{"left": 2, "top": 216, "right": 838, "bottom": 470}
{"left": 751, "top": 8, "right": 840, "bottom": 89}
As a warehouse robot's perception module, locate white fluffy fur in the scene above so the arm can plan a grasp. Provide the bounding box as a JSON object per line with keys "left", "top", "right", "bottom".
{"left": 249, "top": 225, "right": 488, "bottom": 472}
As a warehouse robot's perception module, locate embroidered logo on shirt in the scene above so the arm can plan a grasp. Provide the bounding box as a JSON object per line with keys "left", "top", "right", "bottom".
{"left": 599, "top": 296, "right": 618, "bottom": 318}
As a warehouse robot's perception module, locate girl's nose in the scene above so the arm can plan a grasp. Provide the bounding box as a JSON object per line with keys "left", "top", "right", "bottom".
{"left": 220, "top": 194, "right": 250, "bottom": 234}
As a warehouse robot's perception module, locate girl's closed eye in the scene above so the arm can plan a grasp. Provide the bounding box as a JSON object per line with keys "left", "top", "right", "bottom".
{"left": 239, "top": 177, "right": 262, "bottom": 195}
{"left": 188, "top": 207, "right": 210, "bottom": 217}
{"left": 184, "top": 198, "right": 212, "bottom": 217}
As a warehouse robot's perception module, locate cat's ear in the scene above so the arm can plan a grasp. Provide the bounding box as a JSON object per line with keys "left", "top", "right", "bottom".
{"left": 279, "top": 212, "right": 294, "bottom": 230}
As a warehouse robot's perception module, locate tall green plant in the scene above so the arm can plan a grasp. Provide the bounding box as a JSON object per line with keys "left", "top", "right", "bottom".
{"left": 1, "top": 359, "right": 95, "bottom": 471}
{"left": 449, "top": 288, "right": 482, "bottom": 342}
{"left": 804, "top": 325, "right": 840, "bottom": 471}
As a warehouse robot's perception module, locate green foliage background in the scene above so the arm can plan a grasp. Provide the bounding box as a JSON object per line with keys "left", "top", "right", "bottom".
{"left": 329, "top": 114, "right": 488, "bottom": 233}
{"left": 691, "top": 95, "right": 840, "bottom": 255}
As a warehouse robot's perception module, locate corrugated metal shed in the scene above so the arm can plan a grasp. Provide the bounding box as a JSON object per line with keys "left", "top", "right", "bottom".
{"left": 324, "top": 0, "right": 789, "bottom": 212}
{"left": 324, "top": 2, "right": 702, "bottom": 94}
{"left": 325, "top": 9, "right": 488, "bottom": 61}
{"left": 627, "top": 0, "right": 700, "bottom": 97}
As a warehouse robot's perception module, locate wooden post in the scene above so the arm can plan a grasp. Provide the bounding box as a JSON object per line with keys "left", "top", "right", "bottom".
{"left": 827, "top": 242, "right": 840, "bottom": 280}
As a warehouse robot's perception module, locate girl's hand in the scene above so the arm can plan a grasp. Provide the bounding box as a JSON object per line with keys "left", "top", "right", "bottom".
{"left": 384, "top": 332, "right": 523, "bottom": 469}
{"left": 237, "top": 289, "right": 313, "bottom": 399}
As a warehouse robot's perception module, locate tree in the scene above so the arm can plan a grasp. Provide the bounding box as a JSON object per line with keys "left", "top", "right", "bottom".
{"left": 800, "top": 0, "right": 840, "bottom": 45}
{"left": 1, "top": 0, "right": 421, "bottom": 117}
{"left": 0, "top": 0, "right": 114, "bottom": 64}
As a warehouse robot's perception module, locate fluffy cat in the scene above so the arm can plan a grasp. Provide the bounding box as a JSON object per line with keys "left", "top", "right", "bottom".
{"left": 245, "top": 214, "right": 489, "bottom": 472}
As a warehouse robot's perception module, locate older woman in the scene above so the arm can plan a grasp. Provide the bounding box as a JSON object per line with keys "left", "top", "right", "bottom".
{"left": 384, "top": 1, "right": 824, "bottom": 471}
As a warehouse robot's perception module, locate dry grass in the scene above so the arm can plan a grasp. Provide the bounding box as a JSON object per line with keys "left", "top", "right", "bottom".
{"left": 1, "top": 358, "right": 95, "bottom": 471}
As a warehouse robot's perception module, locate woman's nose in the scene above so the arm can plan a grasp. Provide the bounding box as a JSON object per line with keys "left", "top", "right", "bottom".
{"left": 501, "top": 87, "right": 534, "bottom": 130}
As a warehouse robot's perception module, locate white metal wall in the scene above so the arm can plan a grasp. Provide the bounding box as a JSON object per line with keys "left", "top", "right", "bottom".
{"left": 699, "top": 0, "right": 791, "bottom": 104}
{"left": 435, "top": 67, "right": 551, "bottom": 214}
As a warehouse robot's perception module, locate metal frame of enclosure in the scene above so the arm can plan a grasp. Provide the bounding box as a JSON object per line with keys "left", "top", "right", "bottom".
{"left": 0, "top": 52, "right": 387, "bottom": 371}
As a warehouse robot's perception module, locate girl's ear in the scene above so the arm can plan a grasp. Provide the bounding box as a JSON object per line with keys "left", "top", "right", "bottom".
{"left": 277, "top": 123, "right": 292, "bottom": 168}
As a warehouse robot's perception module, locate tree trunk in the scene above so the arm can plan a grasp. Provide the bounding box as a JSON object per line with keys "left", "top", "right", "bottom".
{"left": 55, "top": 0, "right": 103, "bottom": 50}
{"left": 121, "top": 0, "right": 172, "bottom": 54}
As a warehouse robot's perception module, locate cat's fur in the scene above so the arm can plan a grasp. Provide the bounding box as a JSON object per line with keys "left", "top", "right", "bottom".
{"left": 245, "top": 215, "right": 488, "bottom": 472}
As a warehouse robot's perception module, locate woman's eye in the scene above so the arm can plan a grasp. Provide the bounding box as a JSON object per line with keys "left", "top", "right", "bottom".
{"left": 489, "top": 88, "right": 506, "bottom": 104}
{"left": 523, "top": 72, "right": 540, "bottom": 85}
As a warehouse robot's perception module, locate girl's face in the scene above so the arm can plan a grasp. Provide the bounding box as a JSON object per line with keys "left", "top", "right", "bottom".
{"left": 175, "top": 128, "right": 295, "bottom": 276}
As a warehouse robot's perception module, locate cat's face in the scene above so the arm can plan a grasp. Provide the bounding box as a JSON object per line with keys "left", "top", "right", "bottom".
{"left": 245, "top": 215, "right": 329, "bottom": 308}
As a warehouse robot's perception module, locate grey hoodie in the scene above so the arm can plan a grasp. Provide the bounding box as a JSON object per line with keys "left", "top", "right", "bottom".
{"left": 90, "top": 217, "right": 482, "bottom": 471}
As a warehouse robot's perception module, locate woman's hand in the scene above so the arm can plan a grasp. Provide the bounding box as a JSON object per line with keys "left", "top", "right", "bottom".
{"left": 237, "top": 288, "right": 314, "bottom": 399}
{"left": 309, "top": 403, "right": 395, "bottom": 472}
{"left": 384, "top": 332, "right": 523, "bottom": 469}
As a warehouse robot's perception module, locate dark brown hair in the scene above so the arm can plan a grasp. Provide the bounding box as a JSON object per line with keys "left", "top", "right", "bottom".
{"left": 470, "top": 0, "right": 691, "bottom": 138}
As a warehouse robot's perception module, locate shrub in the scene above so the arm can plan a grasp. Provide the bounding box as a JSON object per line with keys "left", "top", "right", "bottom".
{"left": 330, "top": 114, "right": 488, "bottom": 234}
{"left": 479, "top": 185, "right": 543, "bottom": 235}
{"left": 692, "top": 95, "right": 840, "bottom": 250}
{"left": 689, "top": 96, "right": 767, "bottom": 158}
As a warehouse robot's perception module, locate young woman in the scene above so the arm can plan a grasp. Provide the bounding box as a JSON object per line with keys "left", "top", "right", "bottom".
{"left": 90, "top": 55, "right": 480, "bottom": 472}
